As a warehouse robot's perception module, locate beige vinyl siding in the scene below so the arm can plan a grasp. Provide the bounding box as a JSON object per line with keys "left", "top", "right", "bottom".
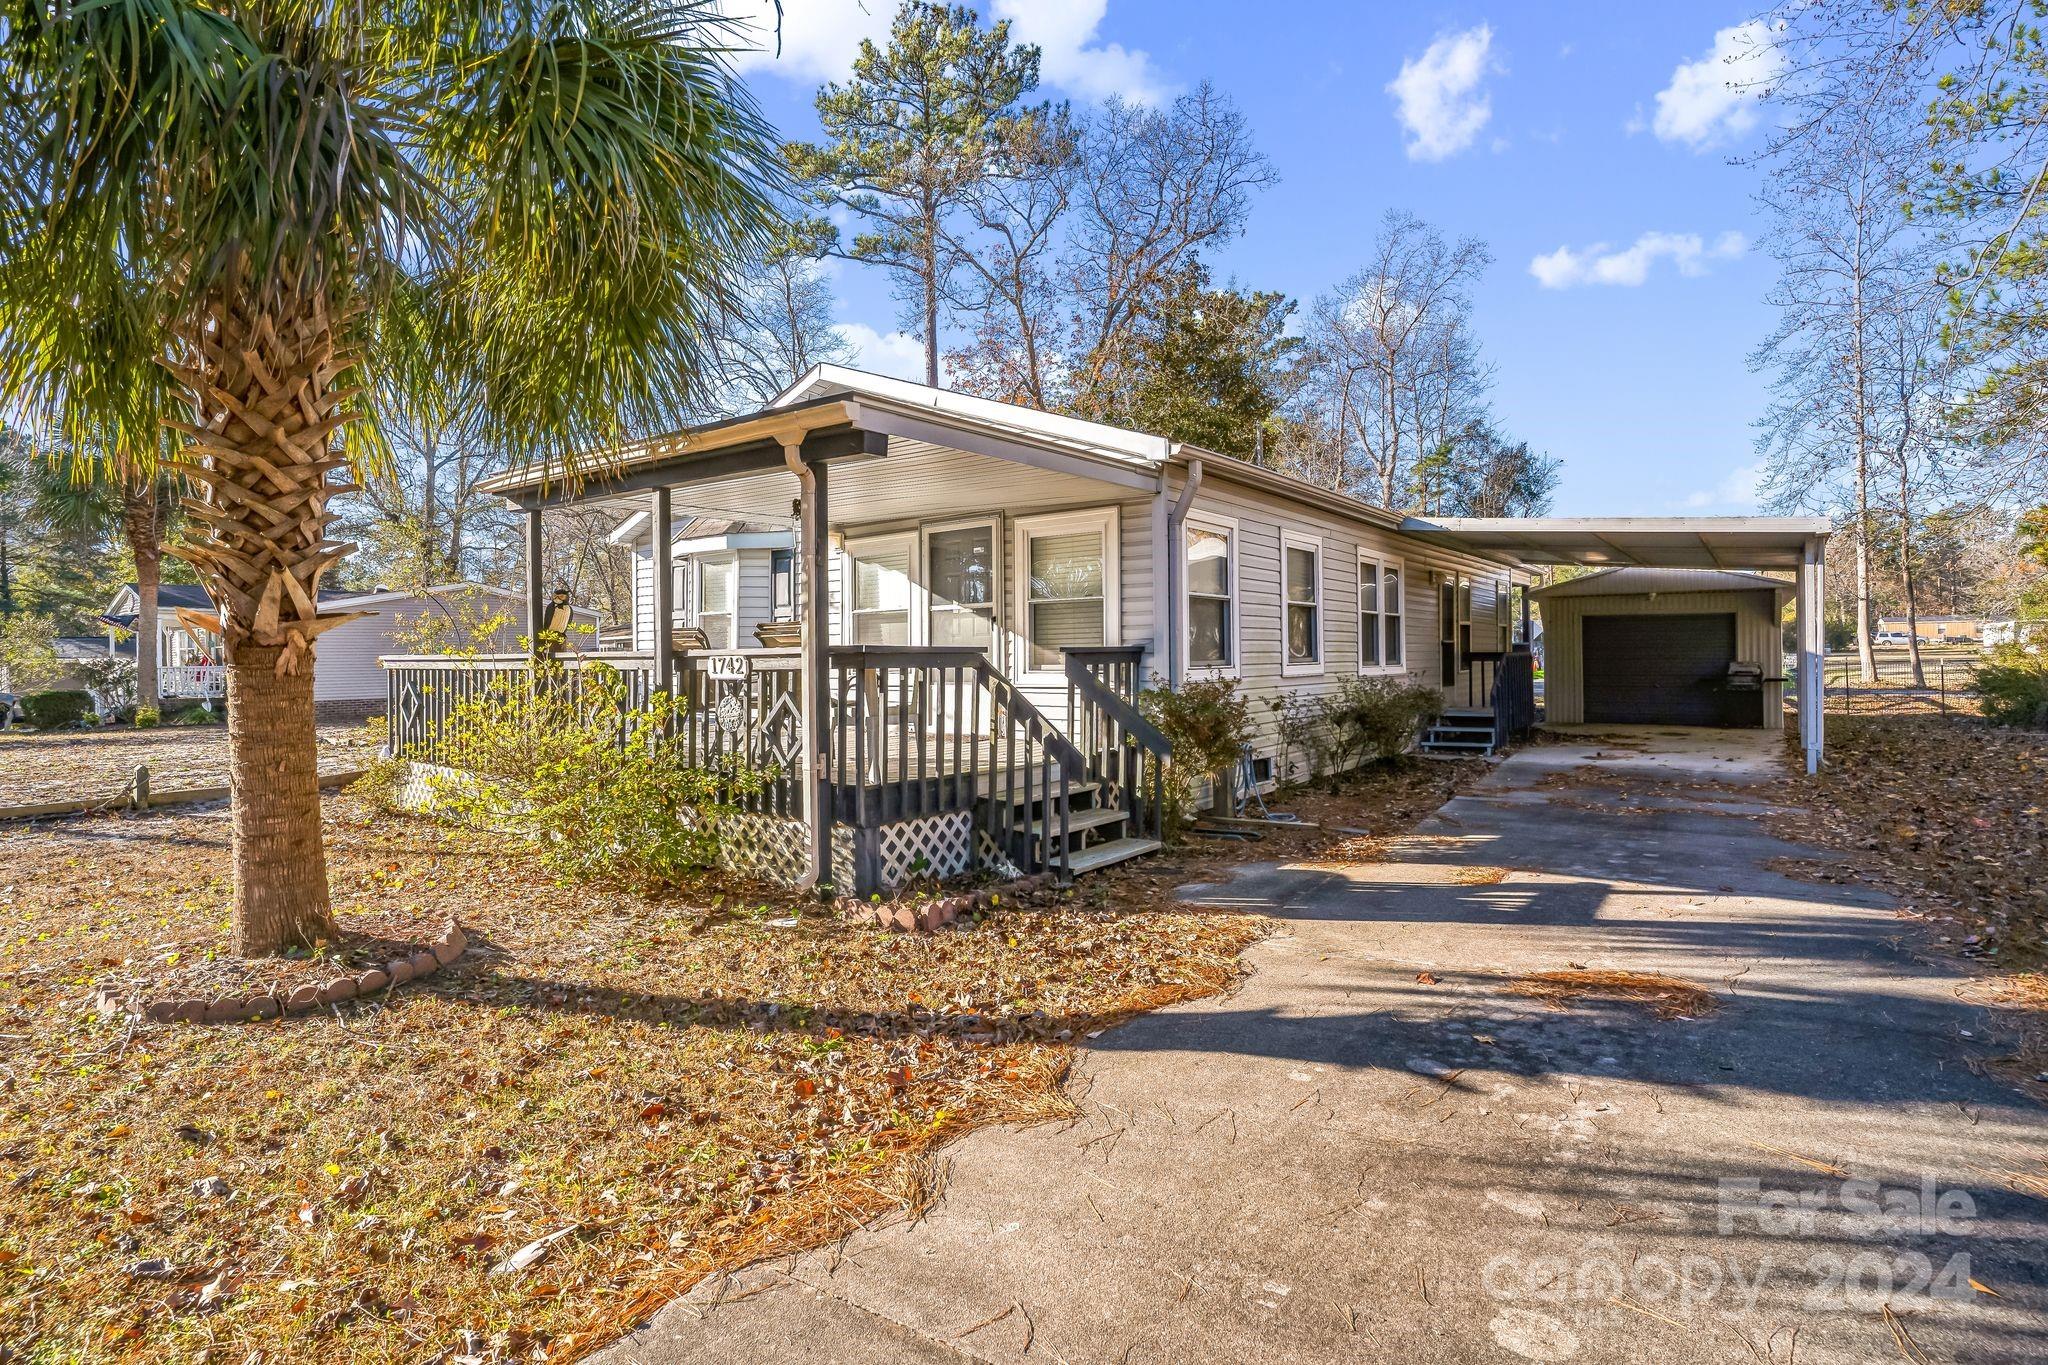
{"left": 628, "top": 528, "right": 657, "bottom": 651}
{"left": 1540, "top": 590, "right": 1784, "bottom": 729}
{"left": 1175, "top": 467, "right": 1519, "bottom": 784}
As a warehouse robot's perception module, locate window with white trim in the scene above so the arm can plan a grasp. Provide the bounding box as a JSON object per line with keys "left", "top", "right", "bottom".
{"left": 1358, "top": 553, "right": 1404, "bottom": 670}
{"left": 694, "top": 555, "right": 736, "bottom": 650}
{"left": 769, "top": 548, "right": 795, "bottom": 623}
{"left": 846, "top": 534, "right": 914, "bottom": 645}
{"left": 1185, "top": 517, "right": 1235, "bottom": 673}
{"left": 1282, "top": 532, "right": 1322, "bottom": 672}
{"left": 1015, "top": 508, "right": 1118, "bottom": 674}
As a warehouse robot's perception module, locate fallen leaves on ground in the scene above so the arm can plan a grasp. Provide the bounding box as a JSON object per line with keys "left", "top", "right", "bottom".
{"left": 1773, "top": 716, "right": 2048, "bottom": 1102}
{"left": 0, "top": 794, "right": 1264, "bottom": 1362}
{"left": 1776, "top": 717, "right": 2047, "bottom": 970}
{"left": 1503, "top": 969, "right": 1721, "bottom": 1020}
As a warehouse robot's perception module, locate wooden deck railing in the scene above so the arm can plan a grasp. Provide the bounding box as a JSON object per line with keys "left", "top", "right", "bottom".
{"left": 384, "top": 643, "right": 1091, "bottom": 884}
{"left": 1063, "top": 646, "right": 1167, "bottom": 843}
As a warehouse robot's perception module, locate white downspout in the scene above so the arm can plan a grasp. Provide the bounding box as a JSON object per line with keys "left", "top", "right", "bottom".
{"left": 1163, "top": 456, "right": 1205, "bottom": 689}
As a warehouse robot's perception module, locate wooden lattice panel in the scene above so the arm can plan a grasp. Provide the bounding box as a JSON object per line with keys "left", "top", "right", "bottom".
{"left": 877, "top": 812, "right": 973, "bottom": 886}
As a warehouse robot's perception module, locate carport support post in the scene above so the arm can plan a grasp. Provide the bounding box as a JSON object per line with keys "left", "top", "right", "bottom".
{"left": 1797, "top": 535, "right": 1826, "bottom": 773}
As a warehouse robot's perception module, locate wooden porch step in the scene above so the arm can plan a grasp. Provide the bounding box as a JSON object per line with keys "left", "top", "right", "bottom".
{"left": 1002, "top": 780, "right": 1098, "bottom": 810}
{"left": 1064, "top": 836, "right": 1163, "bottom": 876}
{"left": 1027, "top": 805, "right": 1128, "bottom": 839}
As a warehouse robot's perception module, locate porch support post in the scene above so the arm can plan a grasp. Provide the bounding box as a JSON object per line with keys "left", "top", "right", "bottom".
{"left": 1519, "top": 578, "right": 1532, "bottom": 645}
{"left": 785, "top": 440, "right": 834, "bottom": 891}
{"left": 524, "top": 508, "right": 544, "bottom": 656}
{"left": 651, "top": 486, "right": 674, "bottom": 693}
{"left": 1798, "top": 535, "right": 1826, "bottom": 773}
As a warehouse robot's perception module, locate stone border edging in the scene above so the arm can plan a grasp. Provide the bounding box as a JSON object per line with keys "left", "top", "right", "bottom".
{"left": 128, "top": 919, "right": 467, "bottom": 1024}
{"left": 842, "top": 874, "right": 1058, "bottom": 933}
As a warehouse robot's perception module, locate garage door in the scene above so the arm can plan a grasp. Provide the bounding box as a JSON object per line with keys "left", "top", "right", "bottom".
{"left": 1582, "top": 613, "right": 1758, "bottom": 727}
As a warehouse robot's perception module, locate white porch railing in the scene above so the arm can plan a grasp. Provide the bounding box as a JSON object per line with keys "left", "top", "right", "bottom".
{"left": 161, "top": 664, "right": 227, "bottom": 699}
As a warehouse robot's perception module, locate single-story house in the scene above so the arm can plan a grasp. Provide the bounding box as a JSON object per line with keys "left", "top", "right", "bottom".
{"left": 1530, "top": 568, "right": 1790, "bottom": 729}
{"left": 106, "top": 581, "right": 535, "bottom": 720}
{"left": 1982, "top": 618, "right": 2047, "bottom": 650}
{"left": 383, "top": 366, "right": 1831, "bottom": 897}
{"left": 1877, "top": 614, "right": 1983, "bottom": 642}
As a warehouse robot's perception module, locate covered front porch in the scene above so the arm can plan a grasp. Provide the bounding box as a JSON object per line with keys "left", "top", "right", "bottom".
{"left": 385, "top": 391, "right": 1173, "bottom": 896}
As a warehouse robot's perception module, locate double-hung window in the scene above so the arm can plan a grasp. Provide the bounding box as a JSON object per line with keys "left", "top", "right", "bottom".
{"left": 1282, "top": 532, "right": 1322, "bottom": 674}
{"left": 1185, "top": 517, "right": 1235, "bottom": 673}
{"left": 695, "top": 555, "right": 736, "bottom": 650}
{"left": 769, "top": 548, "right": 795, "bottom": 623}
{"left": 846, "top": 534, "right": 914, "bottom": 645}
{"left": 1015, "top": 508, "right": 1118, "bottom": 674}
{"left": 1358, "top": 553, "right": 1404, "bottom": 670}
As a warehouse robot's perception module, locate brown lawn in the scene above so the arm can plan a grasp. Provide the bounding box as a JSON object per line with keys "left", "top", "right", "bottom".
{"left": 0, "top": 724, "right": 375, "bottom": 809}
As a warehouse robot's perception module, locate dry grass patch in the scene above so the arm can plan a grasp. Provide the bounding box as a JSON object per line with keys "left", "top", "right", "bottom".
{"left": 1504, "top": 969, "right": 1722, "bottom": 1021}
{"left": 0, "top": 796, "right": 1263, "bottom": 1363}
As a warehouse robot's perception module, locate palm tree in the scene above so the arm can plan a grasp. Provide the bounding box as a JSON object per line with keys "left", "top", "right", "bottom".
{"left": 31, "top": 454, "right": 180, "bottom": 712}
{"left": 0, "top": 0, "right": 781, "bottom": 953}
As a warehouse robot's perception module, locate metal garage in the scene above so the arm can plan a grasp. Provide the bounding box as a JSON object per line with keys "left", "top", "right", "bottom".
{"left": 1530, "top": 569, "right": 1791, "bottom": 730}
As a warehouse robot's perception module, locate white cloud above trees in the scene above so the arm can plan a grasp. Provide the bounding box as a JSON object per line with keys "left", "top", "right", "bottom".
{"left": 1636, "top": 20, "right": 1783, "bottom": 149}
{"left": 1386, "top": 26, "right": 1498, "bottom": 162}
{"left": 1528, "top": 230, "right": 1746, "bottom": 289}
{"left": 993, "top": 0, "right": 1173, "bottom": 106}
{"left": 720, "top": 1, "right": 1171, "bottom": 105}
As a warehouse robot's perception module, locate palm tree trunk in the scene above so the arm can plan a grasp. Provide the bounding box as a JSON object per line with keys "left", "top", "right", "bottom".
{"left": 226, "top": 642, "right": 333, "bottom": 951}
{"left": 121, "top": 480, "right": 161, "bottom": 708}
{"left": 167, "top": 272, "right": 357, "bottom": 955}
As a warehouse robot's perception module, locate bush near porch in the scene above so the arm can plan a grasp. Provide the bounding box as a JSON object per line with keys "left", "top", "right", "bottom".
{"left": 0, "top": 792, "right": 1263, "bottom": 1362}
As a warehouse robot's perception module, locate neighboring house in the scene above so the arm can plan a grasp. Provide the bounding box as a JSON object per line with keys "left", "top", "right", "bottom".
{"left": 1877, "top": 614, "right": 1983, "bottom": 642}
{"left": 1984, "top": 618, "right": 2048, "bottom": 651}
{"left": 104, "top": 581, "right": 533, "bottom": 720}
{"left": 50, "top": 635, "right": 136, "bottom": 711}
{"left": 400, "top": 366, "right": 1829, "bottom": 899}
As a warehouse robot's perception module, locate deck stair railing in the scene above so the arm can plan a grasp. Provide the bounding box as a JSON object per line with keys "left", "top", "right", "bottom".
{"left": 1062, "top": 645, "right": 1168, "bottom": 846}
{"left": 1488, "top": 646, "right": 1537, "bottom": 750}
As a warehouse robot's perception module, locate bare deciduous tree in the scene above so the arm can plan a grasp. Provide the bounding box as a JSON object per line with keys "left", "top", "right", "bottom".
{"left": 1300, "top": 211, "right": 1493, "bottom": 506}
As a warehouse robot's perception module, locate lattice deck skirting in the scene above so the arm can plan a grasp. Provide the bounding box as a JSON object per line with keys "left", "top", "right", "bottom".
{"left": 876, "top": 810, "right": 974, "bottom": 885}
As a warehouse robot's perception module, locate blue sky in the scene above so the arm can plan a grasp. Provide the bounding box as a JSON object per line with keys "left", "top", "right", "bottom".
{"left": 725, "top": 2, "right": 1785, "bottom": 516}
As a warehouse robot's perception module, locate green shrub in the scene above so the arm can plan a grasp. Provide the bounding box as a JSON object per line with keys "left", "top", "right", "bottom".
{"left": 428, "top": 660, "right": 764, "bottom": 891}
{"left": 1139, "top": 676, "right": 1254, "bottom": 834}
{"left": 161, "top": 697, "right": 221, "bottom": 724}
{"left": 132, "top": 705, "right": 161, "bottom": 729}
{"left": 19, "top": 690, "right": 94, "bottom": 730}
{"left": 1973, "top": 646, "right": 2048, "bottom": 729}
{"left": 1324, "top": 675, "right": 1443, "bottom": 768}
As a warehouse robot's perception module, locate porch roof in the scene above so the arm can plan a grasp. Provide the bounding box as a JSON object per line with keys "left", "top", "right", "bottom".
{"left": 1397, "top": 516, "right": 1831, "bottom": 569}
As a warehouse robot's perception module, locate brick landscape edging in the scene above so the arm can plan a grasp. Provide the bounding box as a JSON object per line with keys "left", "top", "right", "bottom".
{"left": 127, "top": 920, "right": 468, "bottom": 1024}
{"left": 842, "top": 874, "right": 1058, "bottom": 932}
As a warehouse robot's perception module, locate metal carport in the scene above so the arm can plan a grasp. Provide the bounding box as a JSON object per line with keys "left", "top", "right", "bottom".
{"left": 1399, "top": 516, "right": 1833, "bottom": 772}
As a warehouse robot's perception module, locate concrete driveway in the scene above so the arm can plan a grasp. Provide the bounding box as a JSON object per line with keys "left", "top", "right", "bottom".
{"left": 603, "top": 728, "right": 2047, "bottom": 1364}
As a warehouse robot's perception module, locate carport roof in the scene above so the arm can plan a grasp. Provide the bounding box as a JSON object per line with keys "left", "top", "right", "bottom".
{"left": 1527, "top": 567, "right": 1794, "bottom": 601}
{"left": 1398, "top": 516, "right": 1830, "bottom": 569}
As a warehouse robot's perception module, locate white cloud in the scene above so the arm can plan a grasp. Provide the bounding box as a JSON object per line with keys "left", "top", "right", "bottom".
{"left": 1682, "top": 461, "right": 1765, "bottom": 513}
{"left": 993, "top": 0, "right": 1173, "bottom": 106}
{"left": 831, "top": 322, "right": 927, "bottom": 382}
{"left": 1387, "top": 26, "right": 1498, "bottom": 162}
{"left": 1642, "top": 20, "right": 1783, "bottom": 149}
{"left": 720, "top": 1, "right": 1172, "bottom": 106}
{"left": 1528, "top": 230, "right": 1746, "bottom": 289}
{"left": 717, "top": 1, "right": 893, "bottom": 85}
